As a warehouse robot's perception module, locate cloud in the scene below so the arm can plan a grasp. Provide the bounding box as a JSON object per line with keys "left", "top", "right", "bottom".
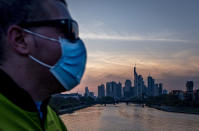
{"left": 79, "top": 23, "right": 191, "bottom": 43}
{"left": 80, "top": 32, "right": 189, "bottom": 42}
{"left": 86, "top": 50, "right": 199, "bottom": 73}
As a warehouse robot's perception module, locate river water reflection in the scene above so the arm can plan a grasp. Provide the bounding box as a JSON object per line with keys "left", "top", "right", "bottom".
{"left": 60, "top": 103, "right": 199, "bottom": 131}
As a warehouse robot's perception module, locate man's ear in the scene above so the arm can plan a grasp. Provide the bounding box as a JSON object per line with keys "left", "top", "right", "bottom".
{"left": 7, "top": 25, "right": 30, "bottom": 55}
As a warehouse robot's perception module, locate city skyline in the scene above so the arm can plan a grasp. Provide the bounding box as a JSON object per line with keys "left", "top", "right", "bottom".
{"left": 96, "top": 66, "right": 165, "bottom": 98}
{"left": 74, "top": 65, "right": 197, "bottom": 97}
{"left": 66, "top": 0, "right": 199, "bottom": 94}
{"left": 68, "top": 64, "right": 198, "bottom": 95}
{"left": 85, "top": 68, "right": 197, "bottom": 99}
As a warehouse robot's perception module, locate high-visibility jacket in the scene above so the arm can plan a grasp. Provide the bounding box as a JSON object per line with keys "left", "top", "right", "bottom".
{"left": 0, "top": 69, "right": 67, "bottom": 131}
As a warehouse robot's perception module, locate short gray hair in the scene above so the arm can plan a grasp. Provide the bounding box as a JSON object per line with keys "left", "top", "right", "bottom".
{"left": 0, "top": 0, "right": 50, "bottom": 64}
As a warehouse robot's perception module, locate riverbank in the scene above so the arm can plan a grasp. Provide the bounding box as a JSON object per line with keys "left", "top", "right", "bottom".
{"left": 58, "top": 103, "right": 199, "bottom": 115}
{"left": 147, "top": 104, "right": 199, "bottom": 115}
{"left": 58, "top": 104, "right": 96, "bottom": 115}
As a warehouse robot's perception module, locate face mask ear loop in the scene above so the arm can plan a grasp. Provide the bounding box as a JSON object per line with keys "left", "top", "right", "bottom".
{"left": 23, "top": 29, "right": 59, "bottom": 42}
{"left": 29, "top": 55, "right": 53, "bottom": 69}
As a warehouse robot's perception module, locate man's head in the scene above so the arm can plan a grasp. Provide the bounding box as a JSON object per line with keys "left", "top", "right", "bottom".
{"left": 0, "top": 0, "right": 69, "bottom": 64}
{"left": 0, "top": 0, "right": 80, "bottom": 99}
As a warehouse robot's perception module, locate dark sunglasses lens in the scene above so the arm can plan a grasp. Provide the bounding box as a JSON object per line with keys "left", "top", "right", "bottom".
{"left": 71, "top": 22, "right": 79, "bottom": 40}
{"left": 19, "top": 19, "right": 80, "bottom": 41}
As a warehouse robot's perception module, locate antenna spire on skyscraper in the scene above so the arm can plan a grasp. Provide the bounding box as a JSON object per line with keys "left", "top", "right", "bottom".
{"left": 134, "top": 63, "right": 136, "bottom": 72}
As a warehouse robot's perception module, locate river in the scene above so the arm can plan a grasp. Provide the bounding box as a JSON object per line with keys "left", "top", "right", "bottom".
{"left": 60, "top": 103, "right": 199, "bottom": 131}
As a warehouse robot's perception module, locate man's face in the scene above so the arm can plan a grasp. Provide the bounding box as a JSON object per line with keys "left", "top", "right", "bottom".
{"left": 30, "top": 0, "right": 72, "bottom": 67}
{"left": 27, "top": 0, "right": 73, "bottom": 93}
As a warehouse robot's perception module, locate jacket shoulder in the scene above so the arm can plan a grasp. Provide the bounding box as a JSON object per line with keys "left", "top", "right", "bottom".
{"left": 45, "top": 106, "right": 67, "bottom": 131}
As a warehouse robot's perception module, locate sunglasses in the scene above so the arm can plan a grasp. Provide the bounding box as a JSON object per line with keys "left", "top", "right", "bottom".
{"left": 18, "top": 19, "right": 79, "bottom": 41}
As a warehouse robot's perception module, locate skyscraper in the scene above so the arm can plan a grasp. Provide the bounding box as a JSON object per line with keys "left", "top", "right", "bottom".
{"left": 106, "top": 81, "right": 122, "bottom": 99}
{"left": 148, "top": 76, "right": 155, "bottom": 97}
{"left": 134, "top": 66, "right": 146, "bottom": 98}
{"left": 123, "top": 80, "right": 132, "bottom": 97}
{"left": 98, "top": 84, "right": 105, "bottom": 98}
{"left": 113, "top": 81, "right": 122, "bottom": 98}
{"left": 106, "top": 82, "right": 112, "bottom": 97}
{"left": 85, "top": 87, "right": 89, "bottom": 97}
{"left": 154, "top": 83, "right": 159, "bottom": 96}
{"left": 134, "top": 66, "right": 138, "bottom": 97}
{"left": 186, "top": 81, "right": 194, "bottom": 92}
{"left": 186, "top": 81, "right": 194, "bottom": 101}
{"left": 124, "top": 80, "right": 132, "bottom": 91}
{"left": 159, "top": 83, "right": 163, "bottom": 95}
{"left": 117, "top": 82, "right": 122, "bottom": 98}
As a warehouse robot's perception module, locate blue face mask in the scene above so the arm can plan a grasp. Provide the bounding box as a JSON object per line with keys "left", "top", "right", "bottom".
{"left": 24, "top": 29, "right": 87, "bottom": 91}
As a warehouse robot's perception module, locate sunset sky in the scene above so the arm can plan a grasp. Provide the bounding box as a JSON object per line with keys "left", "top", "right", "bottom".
{"left": 66, "top": 0, "right": 199, "bottom": 95}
